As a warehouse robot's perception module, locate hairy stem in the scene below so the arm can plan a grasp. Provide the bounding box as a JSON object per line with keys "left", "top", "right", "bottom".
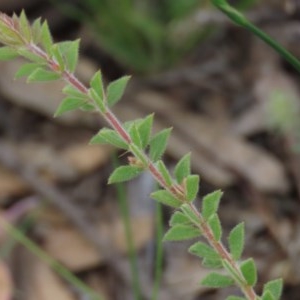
{"left": 0, "top": 12, "right": 259, "bottom": 299}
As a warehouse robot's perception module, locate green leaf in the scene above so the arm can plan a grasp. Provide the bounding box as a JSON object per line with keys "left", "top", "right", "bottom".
{"left": 157, "top": 160, "right": 172, "bottom": 187}
{"left": 40, "top": 21, "right": 53, "bottom": 53}
{"left": 90, "top": 70, "right": 104, "bottom": 103}
{"left": 189, "top": 242, "right": 220, "bottom": 260}
{"left": 149, "top": 128, "right": 172, "bottom": 162}
{"left": 108, "top": 165, "right": 143, "bottom": 184}
{"left": 174, "top": 153, "right": 191, "bottom": 184}
{"left": 169, "top": 211, "right": 191, "bottom": 226}
{"left": 57, "top": 40, "right": 80, "bottom": 72}
{"left": 185, "top": 174, "right": 199, "bottom": 202}
{"left": 106, "top": 75, "right": 131, "bottom": 107}
{"left": 240, "top": 258, "right": 257, "bottom": 286}
{"left": 31, "top": 18, "right": 42, "bottom": 44}
{"left": 181, "top": 204, "right": 200, "bottom": 226}
{"left": 226, "top": 296, "right": 246, "bottom": 300}
{"left": 228, "top": 222, "right": 245, "bottom": 260}
{"left": 151, "top": 190, "right": 182, "bottom": 208}
{"left": 129, "top": 124, "right": 142, "bottom": 148}
{"left": 201, "top": 272, "right": 234, "bottom": 288}
{"left": 208, "top": 214, "right": 222, "bottom": 241}
{"left": 0, "top": 47, "right": 18, "bottom": 60}
{"left": 202, "top": 258, "right": 223, "bottom": 269}
{"left": 261, "top": 291, "right": 275, "bottom": 300}
{"left": 136, "top": 114, "right": 153, "bottom": 148}
{"left": 62, "top": 85, "right": 87, "bottom": 99}
{"left": 263, "top": 279, "right": 283, "bottom": 300}
{"left": 90, "top": 128, "right": 128, "bottom": 149}
{"left": 17, "top": 48, "right": 45, "bottom": 63}
{"left": 51, "top": 44, "right": 64, "bottom": 70}
{"left": 27, "top": 68, "right": 60, "bottom": 82}
{"left": 163, "top": 224, "right": 200, "bottom": 241}
{"left": 15, "top": 63, "right": 42, "bottom": 79}
{"left": 80, "top": 103, "right": 95, "bottom": 112}
{"left": 89, "top": 88, "right": 106, "bottom": 113}
{"left": 202, "top": 190, "right": 223, "bottom": 220}
{"left": 19, "top": 10, "right": 31, "bottom": 41}
{"left": 54, "top": 97, "right": 86, "bottom": 117}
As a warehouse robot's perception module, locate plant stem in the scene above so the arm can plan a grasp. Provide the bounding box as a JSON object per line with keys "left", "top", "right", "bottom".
{"left": 3, "top": 22, "right": 258, "bottom": 299}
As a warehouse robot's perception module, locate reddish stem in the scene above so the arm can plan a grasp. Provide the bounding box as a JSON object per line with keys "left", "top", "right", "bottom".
{"left": 2, "top": 17, "right": 259, "bottom": 298}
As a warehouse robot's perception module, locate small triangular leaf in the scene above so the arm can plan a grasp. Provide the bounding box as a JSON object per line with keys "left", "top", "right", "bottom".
{"left": 57, "top": 39, "right": 80, "bottom": 72}
{"left": 15, "top": 63, "right": 44, "bottom": 79}
{"left": 90, "top": 128, "right": 128, "bottom": 149}
{"left": 228, "top": 222, "right": 245, "bottom": 260}
{"left": 80, "top": 103, "right": 95, "bottom": 112}
{"left": 136, "top": 114, "right": 153, "bottom": 148}
{"left": 151, "top": 190, "right": 182, "bottom": 208}
{"left": 17, "top": 48, "right": 45, "bottom": 63}
{"left": 201, "top": 272, "right": 234, "bottom": 288}
{"left": 181, "top": 204, "right": 200, "bottom": 226}
{"left": 157, "top": 160, "right": 172, "bottom": 187}
{"left": 51, "top": 44, "right": 64, "bottom": 69}
{"left": 263, "top": 279, "right": 283, "bottom": 300}
{"left": 129, "top": 124, "right": 143, "bottom": 148}
{"left": 169, "top": 211, "right": 191, "bottom": 226}
{"left": 27, "top": 68, "right": 60, "bottom": 82}
{"left": 19, "top": 10, "right": 31, "bottom": 41}
{"left": 202, "top": 190, "right": 223, "bottom": 220}
{"left": 149, "top": 128, "right": 172, "bottom": 162}
{"left": 163, "top": 224, "right": 200, "bottom": 241}
{"left": 62, "top": 84, "right": 87, "bottom": 99}
{"left": 54, "top": 97, "right": 86, "bottom": 117}
{"left": 185, "top": 174, "right": 199, "bottom": 202}
{"left": 106, "top": 75, "right": 131, "bottom": 107}
{"left": 40, "top": 21, "right": 53, "bottom": 53}
{"left": 108, "top": 165, "right": 143, "bottom": 184}
{"left": 189, "top": 242, "right": 220, "bottom": 260}
{"left": 89, "top": 88, "right": 106, "bottom": 112}
{"left": 31, "top": 17, "right": 42, "bottom": 44}
{"left": 208, "top": 214, "right": 222, "bottom": 241}
{"left": 261, "top": 291, "right": 276, "bottom": 300}
{"left": 0, "top": 46, "right": 18, "bottom": 60}
{"left": 90, "top": 70, "right": 104, "bottom": 103}
{"left": 240, "top": 258, "right": 257, "bottom": 286}
{"left": 202, "top": 258, "right": 223, "bottom": 269}
{"left": 174, "top": 153, "right": 191, "bottom": 184}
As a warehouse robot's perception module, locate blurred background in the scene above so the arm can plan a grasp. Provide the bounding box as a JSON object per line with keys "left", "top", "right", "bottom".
{"left": 0, "top": 0, "right": 299, "bottom": 299}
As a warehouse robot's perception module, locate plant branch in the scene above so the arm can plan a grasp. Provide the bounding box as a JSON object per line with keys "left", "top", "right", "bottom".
{"left": 0, "top": 11, "right": 279, "bottom": 299}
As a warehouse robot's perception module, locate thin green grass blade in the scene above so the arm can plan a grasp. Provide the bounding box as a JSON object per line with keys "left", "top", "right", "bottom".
{"left": 151, "top": 199, "right": 163, "bottom": 300}
{"left": 212, "top": 0, "right": 300, "bottom": 73}
{"left": 0, "top": 216, "right": 102, "bottom": 300}
{"left": 112, "top": 155, "right": 142, "bottom": 300}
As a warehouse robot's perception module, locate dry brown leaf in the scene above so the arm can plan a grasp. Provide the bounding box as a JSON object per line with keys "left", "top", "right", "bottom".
{"left": 39, "top": 208, "right": 154, "bottom": 271}
{"left": 26, "top": 259, "right": 75, "bottom": 300}
{"left": 0, "top": 166, "right": 28, "bottom": 200}
{"left": 0, "top": 141, "right": 111, "bottom": 199}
